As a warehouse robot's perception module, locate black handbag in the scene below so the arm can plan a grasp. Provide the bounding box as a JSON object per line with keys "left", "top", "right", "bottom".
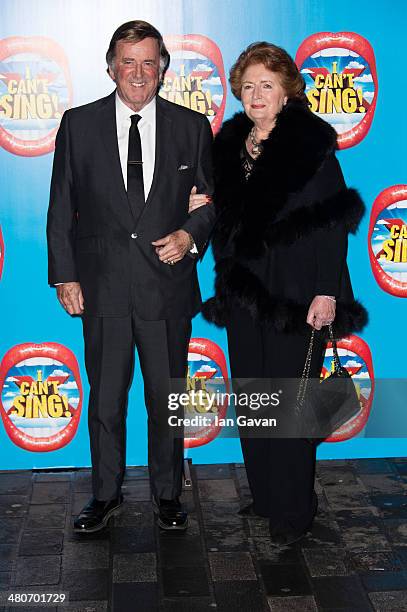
{"left": 295, "top": 324, "right": 361, "bottom": 443}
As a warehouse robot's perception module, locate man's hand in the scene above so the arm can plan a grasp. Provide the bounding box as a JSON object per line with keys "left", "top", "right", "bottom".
{"left": 306, "top": 295, "right": 336, "bottom": 330}
{"left": 188, "top": 185, "right": 213, "bottom": 213}
{"left": 56, "top": 282, "right": 84, "bottom": 315}
{"left": 152, "top": 230, "right": 191, "bottom": 265}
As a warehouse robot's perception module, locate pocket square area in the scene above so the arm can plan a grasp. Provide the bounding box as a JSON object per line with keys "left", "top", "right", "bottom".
{"left": 178, "top": 164, "right": 190, "bottom": 170}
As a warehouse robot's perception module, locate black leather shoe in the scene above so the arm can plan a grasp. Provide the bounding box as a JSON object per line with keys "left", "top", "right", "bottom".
{"left": 153, "top": 497, "right": 188, "bottom": 531}
{"left": 238, "top": 503, "right": 259, "bottom": 518}
{"left": 268, "top": 527, "right": 308, "bottom": 547}
{"left": 73, "top": 495, "right": 123, "bottom": 533}
{"left": 268, "top": 493, "right": 317, "bottom": 546}
{"left": 268, "top": 520, "right": 311, "bottom": 547}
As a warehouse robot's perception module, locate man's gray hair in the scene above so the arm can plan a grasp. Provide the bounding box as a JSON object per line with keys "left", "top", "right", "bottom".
{"left": 106, "top": 20, "right": 170, "bottom": 78}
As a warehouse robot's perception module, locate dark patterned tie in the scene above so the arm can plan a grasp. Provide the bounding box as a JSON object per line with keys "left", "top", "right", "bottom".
{"left": 127, "top": 114, "right": 145, "bottom": 222}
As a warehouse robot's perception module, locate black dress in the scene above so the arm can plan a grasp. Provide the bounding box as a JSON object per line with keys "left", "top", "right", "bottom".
{"left": 226, "top": 147, "right": 325, "bottom": 532}
{"left": 227, "top": 306, "right": 326, "bottom": 531}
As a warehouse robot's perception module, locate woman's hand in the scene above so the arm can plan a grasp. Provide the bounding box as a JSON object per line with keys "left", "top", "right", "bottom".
{"left": 306, "top": 296, "right": 336, "bottom": 330}
{"left": 188, "top": 185, "right": 213, "bottom": 213}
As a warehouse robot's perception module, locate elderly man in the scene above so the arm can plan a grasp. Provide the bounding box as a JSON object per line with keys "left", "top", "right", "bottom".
{"left": 47, "top": 20, "right": 214, "bottom": 532}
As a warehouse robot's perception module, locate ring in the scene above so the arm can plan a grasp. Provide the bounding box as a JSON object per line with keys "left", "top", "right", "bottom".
{"left": 169, "top": 260, "right": 175, "bottom": 265}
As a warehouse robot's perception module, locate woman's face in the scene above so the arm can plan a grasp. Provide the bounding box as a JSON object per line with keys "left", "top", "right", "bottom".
{"left": 241, "top": 63, "right": 288, "bottom": 127}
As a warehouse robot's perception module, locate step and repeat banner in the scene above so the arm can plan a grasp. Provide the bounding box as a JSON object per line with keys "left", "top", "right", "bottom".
{"left": 0, "top": 0, "right": 406, "bottom": 469}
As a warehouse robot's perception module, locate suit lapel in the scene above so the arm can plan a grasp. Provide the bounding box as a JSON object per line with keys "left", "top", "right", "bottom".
{"left": 134, "top": 96, "right": 172, "bottom": 229}
{"left": 99, "top": 92, "right": 135, "bottom": 227}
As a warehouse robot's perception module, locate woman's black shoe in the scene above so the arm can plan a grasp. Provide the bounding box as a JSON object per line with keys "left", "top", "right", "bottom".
{"left": 268, "top": 525, "right": 309, "bottom": 546}
{"left": 237, "top": 503, "right": 259, "bottom": 517}
{"left": 73, "top": 495, "right": 123, "bottom": 533}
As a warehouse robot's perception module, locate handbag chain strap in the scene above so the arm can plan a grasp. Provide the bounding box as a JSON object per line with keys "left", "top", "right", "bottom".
{"left": 296, "top": 324, "right": 341, "bottom": 407}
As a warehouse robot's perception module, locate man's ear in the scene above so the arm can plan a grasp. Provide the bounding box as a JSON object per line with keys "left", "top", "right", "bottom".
{"left": 108, "top": 65, "right": 116, "bottom": 82}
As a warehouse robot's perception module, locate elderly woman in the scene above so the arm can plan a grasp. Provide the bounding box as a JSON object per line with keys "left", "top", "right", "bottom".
{"left": 190, "top": 42, "right": 367, "bottom": 545}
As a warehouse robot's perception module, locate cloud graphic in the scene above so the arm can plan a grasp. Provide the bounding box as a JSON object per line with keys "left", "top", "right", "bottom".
{"left": 59, "top": 381, "right": 78, "bottom": 390}
{"left": 364, "top": 91, "right": 374, "bottom": 102}
{"left": 374, "top": 235, "right": 387, "bottom": 241}
{"left": 344, "top": 359, "right": 363, "bottom": 368}
{"left": 188, "top": 353, "right": 210, "bottom": 362}
{"left": 5, "top": 53, "right": 42, "bottom": 62}
{"left": 196, "top": 365, "right": 217, "bottom": 374}
{"left": 353, "top": 371, "right": 370, "bottom": 379}
{"left": 15, "top": 357, "right": 63, "bottom": 367}
{"left": 69, "top": 397, "right": 80, "bottom": 406}
{"left": 203, "top": 76, "right": 221, "bottom": 86}
{"left": 212, "top": 94, "right": 223, "bottom": 104}
{"left": 49, "top": 369, "right": 70, "bottom": 377}
{"left": 354, "top": 74, "right": 373, "bottom": 83}
{"left": 345, "top": 61, "right": 365, "bottom": 69}
{"left": 170, "top": 50, "right": 201, "bottom": 60}
{"left": 301, "top": 68, "right": 314, "bottom": 74}
{"left": 387, "top": 200, "right": 407, "bottom": 209}
{"left": 311, "top": 48, "right": 358, "bottom": 58}
{"left": 376, "top": 219, "right": 389, "bottom": 225}
{"left": 4, "top": 391, "right": 17, "bottom": 398}
{"left": 328, "top": 348, "right": 356, "bottom": 357}
{"left": 6, "top": 376, "right": 19, "bottom": 382}
{"left": 194, "top": 63, "right": 212, "bottom": 72}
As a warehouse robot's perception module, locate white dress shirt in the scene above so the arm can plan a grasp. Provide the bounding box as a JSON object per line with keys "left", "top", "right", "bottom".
{"left": 116, "top": 91, "right": 197, "bottom": 255}
{"left": 116, "top": 92, "right": 156, "bottom": 200}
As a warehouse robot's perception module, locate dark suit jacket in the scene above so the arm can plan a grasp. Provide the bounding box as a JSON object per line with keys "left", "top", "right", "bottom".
{"left": 47, "top": 92, "right": 215, "bottom": 319}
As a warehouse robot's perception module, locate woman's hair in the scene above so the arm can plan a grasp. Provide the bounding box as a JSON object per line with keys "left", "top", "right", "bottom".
{"left": 229, "top": 42, "right": 306, "bottom": 102}
{"left": 106, "top": 20, "right": 170, "bottom": 77}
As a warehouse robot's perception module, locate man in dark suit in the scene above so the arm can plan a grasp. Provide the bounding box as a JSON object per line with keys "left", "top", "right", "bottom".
{"left": 47, "top": 20, "right": 215, "bottom": 532}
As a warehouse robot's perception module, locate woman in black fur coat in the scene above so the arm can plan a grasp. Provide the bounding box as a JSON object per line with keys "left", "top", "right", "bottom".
{"left": 190, "top": 43, "right": 367, "bottom": 545}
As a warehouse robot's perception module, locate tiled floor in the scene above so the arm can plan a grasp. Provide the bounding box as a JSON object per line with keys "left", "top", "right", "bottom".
{"left": 1, "top": 458, "right": 407, "bottom": 611}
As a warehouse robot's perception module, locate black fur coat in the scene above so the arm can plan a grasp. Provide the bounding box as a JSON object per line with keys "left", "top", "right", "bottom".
{"left": 202, "top": 99, "right": 368, "bottom": 338}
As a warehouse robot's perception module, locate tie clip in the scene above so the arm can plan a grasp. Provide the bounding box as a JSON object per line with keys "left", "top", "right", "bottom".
{"left": 128, "top": 160, "right": 143, "bottom": 164}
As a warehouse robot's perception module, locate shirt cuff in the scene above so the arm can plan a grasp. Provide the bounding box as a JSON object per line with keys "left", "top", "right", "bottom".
{"left": 186, "top": 232, "right": 198, "bottom": 258}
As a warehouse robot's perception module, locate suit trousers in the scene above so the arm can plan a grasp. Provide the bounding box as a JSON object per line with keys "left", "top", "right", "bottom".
{"left": 82, "top": 310, "right": 191, "bottom": 502}
{"left": 226, "top": 307, "right": 326, "bottom": 533}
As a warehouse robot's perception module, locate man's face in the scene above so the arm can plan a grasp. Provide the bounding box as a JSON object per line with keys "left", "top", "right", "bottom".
{"left": 108, "top": 37, "right": 160, "bottom": 111}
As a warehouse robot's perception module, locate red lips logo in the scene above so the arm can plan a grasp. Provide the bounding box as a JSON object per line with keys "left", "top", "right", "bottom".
{"left": 0, "top": 225, "right": 4, "bottom": 280}
{"left": 322, "top": 335, "right": 374, "bottom": 442}
{"left": 0, "top": 36, "right": 72, "bottom": 156}
{"left": 368, "top": 185, "right": 407, "bottom": 297}
{"left": 161, "top": 34, "right": 226, "bottom": 134}
{"left": 0, "top": 343, "right": 82, "bottom": 452}
{"left": 295, "top": 32, "right": 378, "bottom": 149}
{"left": 184, "top": 338, "right": 229, "bottom": 448}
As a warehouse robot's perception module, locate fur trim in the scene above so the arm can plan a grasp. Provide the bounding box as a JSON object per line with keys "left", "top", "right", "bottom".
{"left": 211, "top": 100, "right": 364, "bottom": 260}
{"left": 202, "top": 260, "right": 368, "bottom": 338}
{"left": 204, "top": 101, "right": 368, "bottom": 336}
{"left": 214, "top": 99, "right": 336, "bottom": 196}
{"left": 249, "top": 187, "right": 365, "bottom": 250}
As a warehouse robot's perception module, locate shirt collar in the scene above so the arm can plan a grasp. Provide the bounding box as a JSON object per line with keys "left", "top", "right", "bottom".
{"left": 115, "top": 91, "right": 156, "bottom": 125}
